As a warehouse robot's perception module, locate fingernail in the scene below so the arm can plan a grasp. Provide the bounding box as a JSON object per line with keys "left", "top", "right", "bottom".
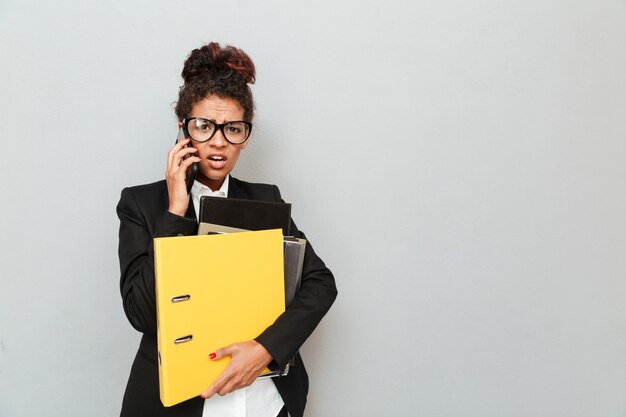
{"left": 209, "top": 353, "right": 217, "bottom": 359}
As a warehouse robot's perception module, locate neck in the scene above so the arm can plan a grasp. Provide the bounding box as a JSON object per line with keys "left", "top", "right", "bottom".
{"left": 196, "top": 172, "right": 226, "bottom": 191}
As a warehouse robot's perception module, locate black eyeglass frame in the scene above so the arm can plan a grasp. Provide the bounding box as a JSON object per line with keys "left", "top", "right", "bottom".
{"left": 182, "top": 117, "right": 253, "bottom": 145}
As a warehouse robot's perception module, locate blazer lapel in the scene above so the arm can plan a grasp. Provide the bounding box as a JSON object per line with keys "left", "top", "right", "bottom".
{"left": 184, "top": 193, "right": 197, "bottom": 222}
{"left": 228, "top": 176, "right": 244, "bottom": 199}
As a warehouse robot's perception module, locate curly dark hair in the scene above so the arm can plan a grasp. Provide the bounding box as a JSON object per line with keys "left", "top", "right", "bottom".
{"left": 175, "top": 42, "right": 256, "bottom": 121}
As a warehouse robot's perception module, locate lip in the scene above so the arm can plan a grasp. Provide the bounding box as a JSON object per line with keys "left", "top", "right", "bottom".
{"left": 207, "top": 153, "right": 227, "bottom": 161}
{"left": 206, "top": 154, "right": 227, "bottom": 169}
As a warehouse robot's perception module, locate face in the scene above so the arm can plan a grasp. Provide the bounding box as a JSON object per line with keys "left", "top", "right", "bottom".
{"left": 183, "top": 95, "right": 249, "bottom": 191}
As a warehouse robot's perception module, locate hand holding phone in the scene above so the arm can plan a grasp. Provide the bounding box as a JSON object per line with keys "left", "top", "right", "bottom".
{"left": 175, "top": 127, "right": 198, "bottom": 194}
{"left": 166, "top": 129, "right": 200, "bottom": 217}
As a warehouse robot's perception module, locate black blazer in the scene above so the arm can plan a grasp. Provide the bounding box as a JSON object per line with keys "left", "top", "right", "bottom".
{"left": 116, "top": 176, "right": 337, "bottom": 417}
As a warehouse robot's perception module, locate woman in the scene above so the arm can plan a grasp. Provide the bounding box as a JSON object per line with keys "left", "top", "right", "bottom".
{"left": 116, "top": 42, "right": 337, "bottom": 417}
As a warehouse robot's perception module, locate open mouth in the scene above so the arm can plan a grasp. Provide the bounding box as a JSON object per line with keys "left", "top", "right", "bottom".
{"left": 208, "top": 156, "right": 226, "bottom": 162}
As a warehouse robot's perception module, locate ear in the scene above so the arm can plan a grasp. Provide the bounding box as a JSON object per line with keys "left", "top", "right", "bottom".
{"left": 178, "top": 121, "right": 183, "bottom": 128}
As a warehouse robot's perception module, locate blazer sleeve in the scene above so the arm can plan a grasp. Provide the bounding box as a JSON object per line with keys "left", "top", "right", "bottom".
{"left": 116, "top": 187, "right": 197, "bottom": 335}
{"left": 254, "top": 185, "right": 338, "bottom": 368}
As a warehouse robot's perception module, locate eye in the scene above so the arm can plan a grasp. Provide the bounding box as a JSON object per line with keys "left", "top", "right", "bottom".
{"left": 226, "top": 125, "right": 242, "bottom": 134}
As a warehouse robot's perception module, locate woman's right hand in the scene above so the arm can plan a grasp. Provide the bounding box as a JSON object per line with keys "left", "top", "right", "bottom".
{"left": 166, "top": 138, "right": 201, "bottom": 216}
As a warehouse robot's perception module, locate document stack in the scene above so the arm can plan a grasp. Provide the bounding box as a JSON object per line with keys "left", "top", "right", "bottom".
{"left": 153, "top": 197, "right": 306, "bottom": 407}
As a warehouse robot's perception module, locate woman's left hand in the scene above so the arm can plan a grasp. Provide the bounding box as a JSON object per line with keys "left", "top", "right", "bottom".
{"left": 200, "top": 340, "right": 273, "bottom": 399}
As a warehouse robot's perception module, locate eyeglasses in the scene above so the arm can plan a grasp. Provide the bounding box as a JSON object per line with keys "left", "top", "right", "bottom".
{"left": 182, "top": 117, "right": 252, "bottom": 145}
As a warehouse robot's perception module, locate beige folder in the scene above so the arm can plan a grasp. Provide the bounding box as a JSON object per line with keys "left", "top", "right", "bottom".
{"left": 154, "top": 229, "right": 285, "bottom": 407}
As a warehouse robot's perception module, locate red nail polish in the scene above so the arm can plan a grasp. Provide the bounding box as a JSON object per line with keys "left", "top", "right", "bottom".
{"left": 209, "top": 353, "right": 217, "bottom": 359}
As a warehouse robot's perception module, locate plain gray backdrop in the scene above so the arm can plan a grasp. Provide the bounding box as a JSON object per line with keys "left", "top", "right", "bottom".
{"left": 1, "top": 1, "right": 626, "bottom": 416}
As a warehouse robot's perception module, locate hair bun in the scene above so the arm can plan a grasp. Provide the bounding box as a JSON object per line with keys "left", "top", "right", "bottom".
{"left": 181, "top": 42, "right": 256, "bottom": 85}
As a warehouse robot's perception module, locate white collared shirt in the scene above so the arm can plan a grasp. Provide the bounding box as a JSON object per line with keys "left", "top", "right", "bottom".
{"left": 190, "top": 176, "right": 230, "bottom": 220}
{"left": 191, "top": 175, "right": 285, "bottom": 417}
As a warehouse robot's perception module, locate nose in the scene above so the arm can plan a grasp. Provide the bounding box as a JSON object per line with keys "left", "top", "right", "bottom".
{"left": 209, "top": 127, "right": 227, "bottom": 147}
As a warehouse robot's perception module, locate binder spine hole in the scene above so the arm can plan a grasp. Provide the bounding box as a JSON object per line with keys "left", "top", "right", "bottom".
{"left": 171, "top": 294, "right": 191, "bottom": 303}
{"left": 174, "top": 335, "right": 193, "bottom": 344}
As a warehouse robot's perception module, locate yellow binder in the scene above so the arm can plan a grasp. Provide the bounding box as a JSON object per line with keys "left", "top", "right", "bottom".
{"left": 154, "top": 229, "right": 285, "bottom": 407}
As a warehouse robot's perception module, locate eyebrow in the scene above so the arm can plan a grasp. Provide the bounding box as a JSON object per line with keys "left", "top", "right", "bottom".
{"left": 190, "top": 117, "right": 244, "bottom": 124}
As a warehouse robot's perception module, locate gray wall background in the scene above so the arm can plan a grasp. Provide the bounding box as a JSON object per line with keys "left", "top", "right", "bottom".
{"left": 1, "top": 1, "right": 626, "bottom": 416}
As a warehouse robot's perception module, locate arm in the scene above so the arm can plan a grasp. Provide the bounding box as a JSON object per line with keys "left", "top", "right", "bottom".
{"left": 117, "top": 138, "right": 200, "bottom": 334}
{"left": 201, "top": 185, "right": 337, "bottom": 398}
{"left": 256, "top": 228, "right": 337, "bottom": 366}
{"left": 117, "top": 188, "right": 197, "bottom": 334}
{"left": 254, "top": 185, "right": 337, "bottom": 368}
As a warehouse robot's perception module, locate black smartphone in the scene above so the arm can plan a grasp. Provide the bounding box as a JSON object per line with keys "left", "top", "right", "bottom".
{"left": 176, "top": 126, "right": 198, "bottom": 194}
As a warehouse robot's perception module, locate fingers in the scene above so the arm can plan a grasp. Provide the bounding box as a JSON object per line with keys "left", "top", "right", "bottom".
{"left": 201, "top": 343, "right": 261, "bottom": 399}
{"left": 203, "top": 371, "right": 237, "bottom": 398}
{"left": 210, "top": 344, "right": 236, "bottom": 360}
{"left": 167, "top": 139, "right": 197, "bottom": 171}
{"left": 216, "top": 373, "right": 250, "bottom": 397}
{"left": 166, "top": 139, "right": 200, "bottom": 215}
{"left": 201, "top": 382, "right": 219, "bottom": 399}
{"left": 201, "top": 366, "right": 256, "bottom": 398}
{"left": 201, "top": 344, "right": 235, "bottom": 398}
{"left": 167, "top": 138, "right": 188, "bottom": 171}
{"left": 166, "top": 151, "right": 200, "bottom": 190}
{"left": 179, "top": 155, "right": 201, "bottom": 170}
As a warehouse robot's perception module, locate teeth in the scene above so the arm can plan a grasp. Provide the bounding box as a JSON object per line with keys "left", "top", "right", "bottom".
{"left": 209, "top": 156, "right": 224, "bottom": 161}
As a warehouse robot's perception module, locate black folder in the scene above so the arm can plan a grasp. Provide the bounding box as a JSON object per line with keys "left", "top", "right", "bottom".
{"left": 199, "top": 196, "right": 292, "bottom": 236}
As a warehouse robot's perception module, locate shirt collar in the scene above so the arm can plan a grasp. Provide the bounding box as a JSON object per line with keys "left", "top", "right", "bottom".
{"left": 190, "top": 175, "right": 229, "bottom": 222}
{"left": 191, "top": 174, "right": 230, "bottom": 199}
